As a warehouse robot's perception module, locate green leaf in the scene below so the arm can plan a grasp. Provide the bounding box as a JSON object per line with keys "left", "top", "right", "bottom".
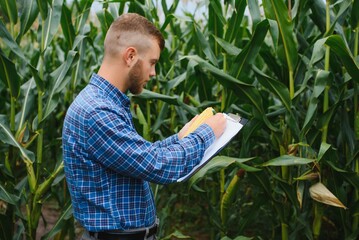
{"left": 36, "top": 0, "right": 48, "bottom": 19}
{"left": 300, "top": 70, "right": 331, "bottom": 138}
{"left": 193, "top": 23, "right": 218, "bottom": 67}
{"left": 318, "top": 142, "right": 331, "bottom": 162}
{"left": 60, "top": 3, "right": 75, "bottom": 49}
{"left": 166, "top": 72, "right": 187, "bottom": 90}
{"left": 188, "top": 156, "right": 257, "bottom": 187}
{"left": 133, "top": 89, "right": 180, "bottom": 105}
{"left": 230, "top": 19, "right": 270, "bottom": 79}
{"left": 310, "top": 38, "right": 327, "bottom": 66}
{"left": 247, "top": 0, "right": 261, "bottom": 29}
{"left": 132, "top": 89, "right": 197, "bottom": 115}
{"left": 262, "top": 155, "right": 315, "bottom": 166}
{"left": 75, "top": 0, "right": 94, "bottom": 34}
{"left": 0, "top": 20, "right": 42, "bottom": 91}
{"left": 135, "top": 104, "right": 150, "bottom": 140}
{"left": 351, "top": 0, "right": 359, "bottom": 29}
{"left": 0, "top": 185, "right": 19, "bottom": 205}
{"left": 0, "top": 122, "right": 35, "bottom": 162}
{"left": 41, "top": 50, "right": 78, "bottom": 124}
{"left": 96, "top": 8, "right": 114, "bottom": 36}
{"left": 325, "top": 35, "right": 359, "bottom": 80}
{"left": 41, "top": 0, "right": 63, "bottom": 51}
{"left": 253, "top": 66, "right": 291, "bottom": 112}
{"left": 263, "top": 0, "right": 298, "bottom": 71}
{"left": 0, "top": 50, "right": 20, "bottom": 98}
{"left": 209, "top": 0, "right": 226, "bottom": 26}
{"left": 0, "top": 0, "right": 18, "bottom": 25}
{"left": 225, "top": 0, "right": 247, "bottom": 43}
{"left": 18, "top": 79, "right": 36, "bottom": 133}
{"left": 18, "top": 0, "right": 39, "bottom": 38}
{"left": 208, "top": 0, "right": 224, "bottom": 56}
{"left": 212, "top": 35, "right": 241, "bottom": 56}
{"left": 0, "top": 20, "right": 27, "bottom": 64}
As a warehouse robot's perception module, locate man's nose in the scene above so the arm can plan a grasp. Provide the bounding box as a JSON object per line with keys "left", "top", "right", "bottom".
{"left": 150, "top": 67, "right": 156, "bottom": 77}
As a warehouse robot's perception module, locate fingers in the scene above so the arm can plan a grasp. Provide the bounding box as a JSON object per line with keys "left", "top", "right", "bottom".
{"left": 204, "top": 113, "right": 227, "bottom": 139}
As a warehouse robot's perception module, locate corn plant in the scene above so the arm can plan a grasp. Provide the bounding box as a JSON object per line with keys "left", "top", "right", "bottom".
{"left": 0, "top": 0, "right": 96, "bottom": 239}
{"left": 1, "top": 0, "right": 359, "bottom": 239}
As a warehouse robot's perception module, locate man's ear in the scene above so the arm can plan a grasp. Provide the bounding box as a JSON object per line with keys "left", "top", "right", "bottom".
{"left": 124, "top": 47, "right": 137, "bottom": 67}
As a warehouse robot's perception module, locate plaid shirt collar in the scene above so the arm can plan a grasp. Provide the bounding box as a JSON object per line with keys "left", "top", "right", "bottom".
{"left": 90, "top": 73, "right": 130, "bottom": 109}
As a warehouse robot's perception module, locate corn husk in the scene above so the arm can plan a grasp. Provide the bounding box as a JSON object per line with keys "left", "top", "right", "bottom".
{"left": 297, "top": 182, "right": 305, "bottom": 209}
{"left": 309, "top": 182, "right": 347, "bottom": 209}
{"left": 183, "top": 107, "right": 214, "bottom": 137}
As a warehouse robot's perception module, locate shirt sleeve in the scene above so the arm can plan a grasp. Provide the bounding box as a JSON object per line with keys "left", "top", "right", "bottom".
{"left": 153, "top": 134, "right": 179, "bottom": 148}
{"left": 86, "top": 107, "right": 215, "bottom": 184}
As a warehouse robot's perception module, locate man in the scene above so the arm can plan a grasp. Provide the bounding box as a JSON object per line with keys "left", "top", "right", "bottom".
{"left": 62, "top": 13, "right": 226, "bottom": 240}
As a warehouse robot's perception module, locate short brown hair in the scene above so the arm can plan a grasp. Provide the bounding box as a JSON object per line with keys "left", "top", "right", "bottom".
{"left": 104, "top": 13, "right": 165, "bottom": 57}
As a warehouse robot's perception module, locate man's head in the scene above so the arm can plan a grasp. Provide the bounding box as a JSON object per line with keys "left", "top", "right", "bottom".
{"left": 99, "top": 13, "right": 165, "bottom": 94}
{"left": 104, "top": 13, "right": 165, "bottom": 59}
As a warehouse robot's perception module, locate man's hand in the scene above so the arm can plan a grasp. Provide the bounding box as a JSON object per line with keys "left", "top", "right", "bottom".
{"left": 178, "top": 113, "right": 227, "bottom": 140}
{"left": 203, "top": 113, "right": 226, "bottom": 139}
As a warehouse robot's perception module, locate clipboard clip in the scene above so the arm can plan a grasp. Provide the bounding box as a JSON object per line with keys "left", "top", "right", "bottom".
{"left": 226, "top": 113, "right": 242, "bottom": 122}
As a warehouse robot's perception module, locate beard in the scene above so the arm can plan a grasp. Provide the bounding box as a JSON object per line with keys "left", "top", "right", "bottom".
{"left": 128, "top": 59, "right": 145, "bottom": 95}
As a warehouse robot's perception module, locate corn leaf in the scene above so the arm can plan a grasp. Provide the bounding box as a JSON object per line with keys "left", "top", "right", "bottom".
{"left": 212, "top": 35, "right": 241, "bottom": 56}
{"left": 309, "top": 182, "right": 347, "bottom": 209}
{"left": 0, "top": 0, "right": 18, "bottom": 25}
{"left": 41, "top": 0, "right": 62, "bottom": 51}
{"left": 96, "top": 8, "right": 114, "bottom": 36}
{"left": 60, "top": 3, "right": 75, "bottom": 49}
{"left": 75, "top": 0, "right": 94, "bottom": 34}
{"left": 17, "top": 79, "right": 36, "bottom": 135}
{"left": 0, "top": 122, "right": 35, "bottom": 163}
{"left": 253, "top": 66, "right": 291, "bottom": 112}
{"left": 135, "top": 104, "right": 150, "bottom": 140}
{"left": 0, "top": 50, "right": 20, "bottom": 98}
{"left": 351, "top": 0, "right": 359, "bottom": 29}
{"left": 189, "top": 156, "right": 257, "bottom": 187}
{"left": 225, "top": 0, "right": 247, "bottom": 43}
{"left": 193, "top": 23, "right": 218, "bottom": 67}
{"left": 18, "top": 0, "right": 38, "bottom": 38}
{"left": 36, "top": 0, "right": 48, "bottom": 19}
{"left": 247, "top": 0, "right": 261, "bottom": 30}
{"left": 132, "top": 89, "right": 197, "bottom": 115}
{"left": 263, "top": 0, "right": 298, "bottom": 72}
{"left": 230, "top": 19, "right": 270, "bottom": 79}
{"left": 318, "top": 142, "right": 331, "bottom": 162}
{"left": 40, "top": 50, "right": 78, "bottom": 125}
{"left": 0, "top": 185, "right": 19, "bottom": 205}
{"left": 0, "top": 20, "right": 27, "bottom": 66}
{"left": 301, "top": 70, "right": 331, "bottom": 138}
{"left": 208, "top": 0, "right": 224, "bottom": 56}
{"left": 325, "top": 35, "right": 359, "bottom": 81}
{"left": 262, "top": 155, "right": 315, "bottom": 166}
{"left": 0, "top": 20, "right": 43, "bottom": 91}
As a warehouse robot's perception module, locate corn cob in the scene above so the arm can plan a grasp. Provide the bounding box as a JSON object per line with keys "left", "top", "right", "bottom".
{"left": 183, "top": 107, "right": 214, "bottom": 137}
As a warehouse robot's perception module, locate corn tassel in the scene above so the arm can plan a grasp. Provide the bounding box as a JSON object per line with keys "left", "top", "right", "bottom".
{"left": 183, "top": 107, "right": 214, "bottom": 137}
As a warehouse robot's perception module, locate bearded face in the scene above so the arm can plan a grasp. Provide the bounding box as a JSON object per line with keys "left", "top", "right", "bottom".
{"left": 128, "top": 59, "right": 145, "bottom": 95}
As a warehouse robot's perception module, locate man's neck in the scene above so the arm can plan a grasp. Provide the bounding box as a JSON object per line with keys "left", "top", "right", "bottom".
{"left": 98, "top": 61, "right": 128, "bottom": 93}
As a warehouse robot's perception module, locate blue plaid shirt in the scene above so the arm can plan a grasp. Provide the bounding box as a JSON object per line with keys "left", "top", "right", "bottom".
{"left": 62, "top": 74, "right": 215, "bottom": 232}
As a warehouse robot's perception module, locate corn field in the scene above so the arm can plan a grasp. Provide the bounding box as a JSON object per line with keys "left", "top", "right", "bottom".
{"left": 0, "top": 0, "right": 358, "bottom": 239}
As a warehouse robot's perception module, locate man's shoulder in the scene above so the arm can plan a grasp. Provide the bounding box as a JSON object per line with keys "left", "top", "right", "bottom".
{"left": 68, "top": 85, "right": 127, "bottom": 120}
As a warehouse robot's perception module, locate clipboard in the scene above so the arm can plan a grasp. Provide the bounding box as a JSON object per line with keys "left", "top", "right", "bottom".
{"left": 177, "top": 113, "right": 248, "bottom": 182}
